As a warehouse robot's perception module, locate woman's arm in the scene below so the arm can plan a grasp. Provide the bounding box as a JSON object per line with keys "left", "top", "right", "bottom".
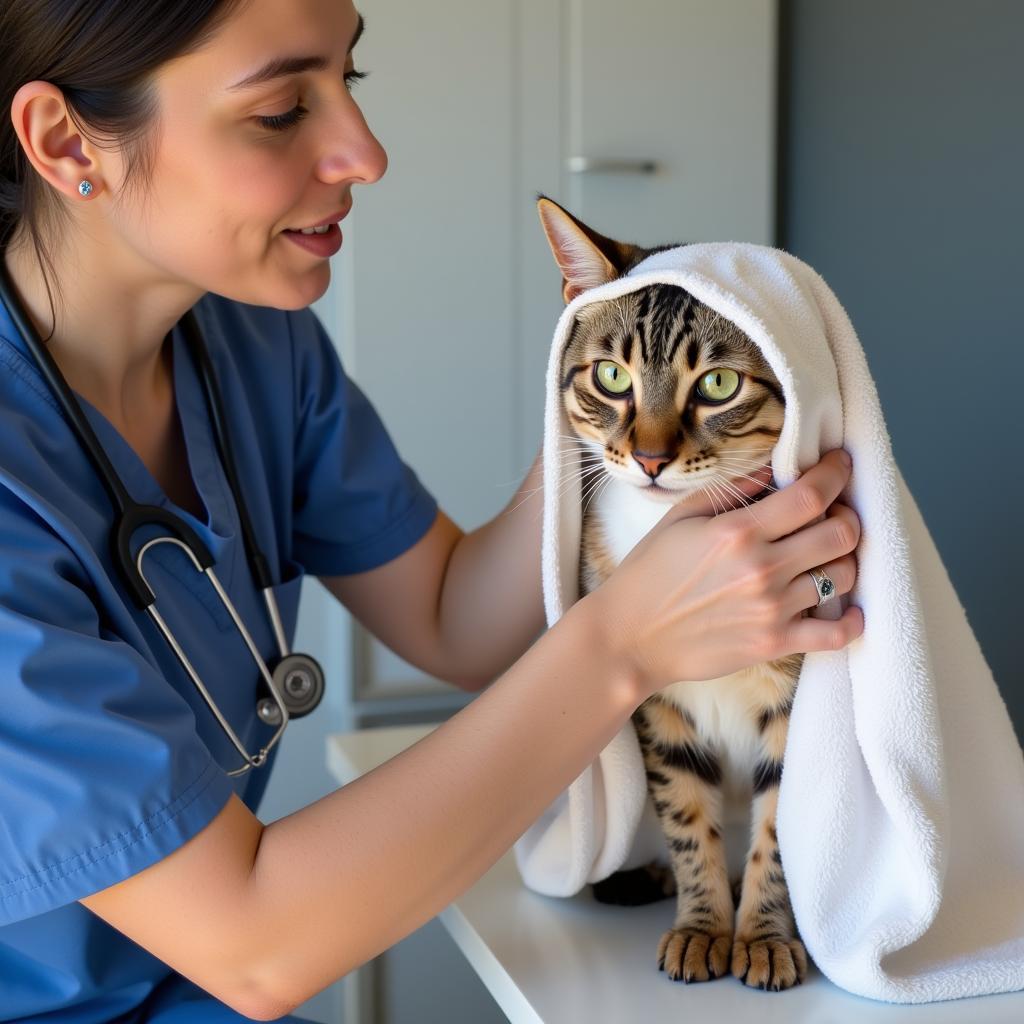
{"left": 321, "top": 445, "right": 546, "bottom": 689}
{"left": 81, "top": 594, "right": 639, "bottom": 1019}
{"left": 81, "top": 449, "right": 861, "bottom": 1020}
{"left": 322, "top": 443, "right": 771, "bottom": 689}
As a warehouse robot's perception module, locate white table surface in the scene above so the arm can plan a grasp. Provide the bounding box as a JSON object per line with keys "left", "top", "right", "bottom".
{"left": 326, "top": 724, "right": 1024, "bottom": 1024}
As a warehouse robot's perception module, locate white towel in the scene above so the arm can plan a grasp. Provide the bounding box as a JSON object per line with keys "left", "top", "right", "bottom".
{"left": 512, "top": 242, "right": 1024, "bottom": 1003}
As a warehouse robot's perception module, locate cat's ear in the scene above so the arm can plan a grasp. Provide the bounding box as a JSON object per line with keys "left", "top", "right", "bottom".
{"left": 536, "top": 195, "right": 645, "bottom": 304}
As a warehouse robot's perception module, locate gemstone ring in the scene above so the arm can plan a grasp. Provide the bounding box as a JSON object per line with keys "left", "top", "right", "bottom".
{"left": 808, "top": 567, "right": 838, "bottom": 606}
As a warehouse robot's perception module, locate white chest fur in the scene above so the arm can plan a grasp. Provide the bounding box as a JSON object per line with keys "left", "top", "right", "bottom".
{"left": 592, "top": 478, "right": 765, "bottom": 808}
{"left": 593, "top": 476, "right": 673, "bottom": 564}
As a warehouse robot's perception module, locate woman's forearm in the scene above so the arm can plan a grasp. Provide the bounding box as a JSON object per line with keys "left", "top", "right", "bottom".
{"left": 435, "top": 444, "right": 546, "bottom": 686}
{"left": 245, "top": 591, "right": 636, "bottom": 1012}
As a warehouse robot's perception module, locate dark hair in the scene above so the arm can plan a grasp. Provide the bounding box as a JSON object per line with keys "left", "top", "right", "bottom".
{"left": 0, "top": 0, "right": 248, "bottom": 338}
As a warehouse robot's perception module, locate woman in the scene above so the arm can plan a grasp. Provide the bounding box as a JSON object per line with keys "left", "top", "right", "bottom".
{"left": 0, "top": 0, "right": 863, "bottom": 1021}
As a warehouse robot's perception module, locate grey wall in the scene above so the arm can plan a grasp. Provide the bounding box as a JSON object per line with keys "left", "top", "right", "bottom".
{"left": 779, "top": 0, "right": 1023, "bottom": 739}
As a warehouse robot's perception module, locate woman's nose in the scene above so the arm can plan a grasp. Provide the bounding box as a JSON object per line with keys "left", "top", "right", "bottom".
{"left": 320, "top": 104, "right": 388, "bottom": 186}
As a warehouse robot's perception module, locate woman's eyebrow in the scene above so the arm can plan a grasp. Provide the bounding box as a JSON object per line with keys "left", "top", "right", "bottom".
{"left": 227, "top": 12, "right": 365, "bottom": 92}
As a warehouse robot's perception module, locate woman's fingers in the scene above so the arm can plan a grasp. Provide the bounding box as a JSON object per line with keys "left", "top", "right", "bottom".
{"left": 721, "top": 448, "right": 852, "bottom": 542}
{"left": 777, "top": 603, "right": 865, "bottom": 656}
{"left": 775, "top": 500, "right": 861, "bottom": 591}
{"left": 781, "top": 553, "right": 857, "bottom": 619}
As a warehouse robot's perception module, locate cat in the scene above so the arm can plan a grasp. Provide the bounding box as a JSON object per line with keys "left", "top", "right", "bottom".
{"left": 537, "top": 195, "right": 807, "bottom": 992}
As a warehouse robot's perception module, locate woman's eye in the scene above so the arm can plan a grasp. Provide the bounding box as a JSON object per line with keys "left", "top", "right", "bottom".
{"left": 594, "top": 360, "right": 632, "bottom": 396}
{"left": 256, "top": 69, "right": 370, "bottom": 132}
{"left": 697, "top": 368, "right": 741, "bottom": 402}
{"left": 258, "top": 106, "right": 309, "bottom": 132}
{"left": 344, "top": 69, "right": 370, "bottom": 92}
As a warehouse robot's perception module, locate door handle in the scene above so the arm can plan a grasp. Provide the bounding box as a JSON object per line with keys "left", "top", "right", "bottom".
{"left": 566, "top": 156, "right": 659, "bottom": 175}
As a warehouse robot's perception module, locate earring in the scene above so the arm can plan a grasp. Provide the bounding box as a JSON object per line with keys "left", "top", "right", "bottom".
{"left": 78, "top": 179, "right": 94, "bottom": 197}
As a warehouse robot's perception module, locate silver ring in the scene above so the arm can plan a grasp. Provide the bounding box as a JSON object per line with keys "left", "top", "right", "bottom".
{"left": 807, "top": 566, "right": 837, "bottom": 605}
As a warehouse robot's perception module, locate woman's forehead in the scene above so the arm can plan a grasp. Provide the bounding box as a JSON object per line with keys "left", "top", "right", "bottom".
{"left": 156, "top": 0, "right": 360, "bottom": 96}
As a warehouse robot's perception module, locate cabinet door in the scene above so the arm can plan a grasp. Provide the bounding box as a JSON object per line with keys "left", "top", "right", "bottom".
{"left": 565, "top": 0, "right": 776, "bottom": 245}
{"left": 332, "top": 0, "right": 544, "bottom": 712}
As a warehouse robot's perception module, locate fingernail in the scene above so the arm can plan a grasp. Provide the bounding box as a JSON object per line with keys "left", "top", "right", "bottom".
{"left": 837, "top": 448, "right": 852, "bottom": 467}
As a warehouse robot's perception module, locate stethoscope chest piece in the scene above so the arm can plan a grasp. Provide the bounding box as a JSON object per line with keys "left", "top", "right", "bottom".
{"left": 258, "top": 652, "right": 325, "bottom": 725}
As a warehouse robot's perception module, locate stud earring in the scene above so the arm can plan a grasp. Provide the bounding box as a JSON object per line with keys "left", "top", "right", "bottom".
{"left": 78, "top": 179, "right": 94, "bottom": 197}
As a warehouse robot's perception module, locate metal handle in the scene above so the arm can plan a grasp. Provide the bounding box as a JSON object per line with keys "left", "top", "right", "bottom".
{"left": 566, "top": 156, "right": 659, "bottom": 175}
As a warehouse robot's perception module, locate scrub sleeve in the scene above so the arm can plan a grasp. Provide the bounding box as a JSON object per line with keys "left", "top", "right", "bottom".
{"left": 0, "top": 294, "right": 438, "bottom": 1023}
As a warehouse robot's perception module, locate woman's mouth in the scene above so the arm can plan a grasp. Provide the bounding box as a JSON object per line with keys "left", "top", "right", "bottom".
{"left": 282, "top": 222, "right": 343, "bottom": 258}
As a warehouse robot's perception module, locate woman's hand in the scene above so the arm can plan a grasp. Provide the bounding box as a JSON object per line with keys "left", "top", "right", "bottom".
{"left": 584, "top": 448, "right": 862, "bottom": 699}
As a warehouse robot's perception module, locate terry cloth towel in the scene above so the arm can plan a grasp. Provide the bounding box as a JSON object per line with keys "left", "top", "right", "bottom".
{"left": 512, "top": 242, "right": 1024, "bottom": 1003}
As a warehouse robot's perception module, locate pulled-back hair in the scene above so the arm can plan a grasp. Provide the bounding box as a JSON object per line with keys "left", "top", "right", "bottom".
{"left": 0, "top": 0, "right": 247, "bottom": 337}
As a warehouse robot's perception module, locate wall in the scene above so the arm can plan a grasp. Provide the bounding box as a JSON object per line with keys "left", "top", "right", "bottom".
{"left": 779, "top": 0, "right": 1024, "bottom": 737}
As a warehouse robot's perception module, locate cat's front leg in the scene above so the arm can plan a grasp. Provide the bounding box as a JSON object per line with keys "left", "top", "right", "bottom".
{"left": 635, "top": 697, "right": 734, "bottom": 983}
{"left": 731, "top": 699, "right": 808, "bottom": 990}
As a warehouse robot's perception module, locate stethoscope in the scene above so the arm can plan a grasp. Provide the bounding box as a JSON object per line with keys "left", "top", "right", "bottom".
{"left": 0, "top": 254, "right": 325, "bottom": 777}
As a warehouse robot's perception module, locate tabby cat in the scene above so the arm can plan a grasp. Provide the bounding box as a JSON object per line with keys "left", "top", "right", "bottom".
{"left": 537, "top": 196, "right": 807, "bottom": 991}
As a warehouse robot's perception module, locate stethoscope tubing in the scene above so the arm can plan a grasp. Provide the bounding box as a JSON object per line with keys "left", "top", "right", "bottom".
{"left": 0, "top": 251, "right": 322, "bottom": 775}
{"left": 138, "top": 534, "right": 289, "bottom": 774}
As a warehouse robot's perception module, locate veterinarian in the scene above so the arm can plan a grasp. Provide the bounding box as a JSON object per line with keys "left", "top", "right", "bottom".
{"left": 0, "top": 1, "right": 863, "bottom": 1020}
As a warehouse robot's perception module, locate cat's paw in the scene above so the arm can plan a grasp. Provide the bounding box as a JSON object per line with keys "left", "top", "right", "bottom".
{"left": 657, "top": 928, "right": 732, "bottom": 983}
{"left": 731, "top": 936, "right": 808, "bottom": 991}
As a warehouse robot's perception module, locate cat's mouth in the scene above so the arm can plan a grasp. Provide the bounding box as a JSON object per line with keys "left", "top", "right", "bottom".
{"left": 634, "top": 470, "right": 774, "bottom": 505}
{"left": 633, "top": 478, "right": 693, "bottom": 504}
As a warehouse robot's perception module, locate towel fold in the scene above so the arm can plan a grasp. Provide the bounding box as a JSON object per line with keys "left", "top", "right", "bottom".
{"left": 513, "top": 242, "right": 1024, "bottom": 1003}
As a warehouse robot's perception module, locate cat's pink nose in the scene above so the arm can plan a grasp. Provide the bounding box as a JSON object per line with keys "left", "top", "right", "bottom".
{"left": 632, "top": 451, "right": 672, "bottom": 478}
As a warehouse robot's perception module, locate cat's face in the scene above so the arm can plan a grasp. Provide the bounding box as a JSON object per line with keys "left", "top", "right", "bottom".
{"left": 538, "top": 196, "right": 783, "bottom": 505}
{"left": 560, "top": 286, "right": 784, "bottom": 504}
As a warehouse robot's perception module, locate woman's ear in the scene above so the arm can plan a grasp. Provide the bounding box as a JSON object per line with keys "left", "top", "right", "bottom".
{"left": 9, "top": 81, "right": 105, "bottom": 203}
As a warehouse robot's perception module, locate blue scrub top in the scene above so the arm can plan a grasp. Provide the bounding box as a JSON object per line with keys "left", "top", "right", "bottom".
{"left": 0, "top": 293, "right": 438, "bottom": 1022}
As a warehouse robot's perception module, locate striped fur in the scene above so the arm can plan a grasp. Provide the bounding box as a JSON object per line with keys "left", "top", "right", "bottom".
{"left": 539, "top": 197, "right": 807, "bottom": 990}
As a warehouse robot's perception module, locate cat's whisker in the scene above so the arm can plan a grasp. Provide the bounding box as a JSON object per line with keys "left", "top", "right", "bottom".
{"left": 714, "top": 468, "right": 780, "bottom": 495}
{"left": 559, "top": 449, "right": 605, "bottom": 460}
{"left": 557, "top": 441, "right": 603, "bottom": 451}
{"left": 500, "top": 460, "right": 604, "bottom": 516}
{"left": 555, "top": 450, "right": 605, "bottom": 464}
{"left": 488, "top": 443, "right": 597, "bottom": 488}
{"left": 580, "top": 470, "right": 609, "bottom": 516}
{"left": 553, "top": 459, "right": 604, "bottom": 473}
{"left": 714, "top": 455, "right": 774, "bottom": 465}
{"left": 701, "top": 482, "right": 725, "bottom": 516}
{"left": 555, "top": 448, "right": 605, "bottom": 460}
{"left": 500, "top": 487, "right": 544, "bottom": 518}
{"left": 493, "top": 454, "right": 602, "bottom": 489}
{"left": 710, "top": 481, "right": 735, "bottom": 517}
{"left": 714, "top": 455, "right": 775, "bottom": 469}
{"left": 715, "top": 471, "right": 780, "bottom": 496}
{"left": 579, "top": 480, "right": 602, "bottom": 517}
{"left": 715, "top": 476, "right": 767, "bottom": 531}
{"left": 550, "top": 469, "right": 601, "bottom": 506}
{"left": 557, "top": 451, "right": 603, "bottom": 466}
{"left": 607, "top": 295, "right": 628, "bottom": 343}
{"left": 713, "top": 458, "right": 781, "bottom": 495}
{"left": 503, "top": 473, "right": 584, "bottom": 518}
{"left": 558, "top": 433, "right": 602, "bottom": 444}
{"left": 714, "top": 458, "right": 773, "bottom": 469}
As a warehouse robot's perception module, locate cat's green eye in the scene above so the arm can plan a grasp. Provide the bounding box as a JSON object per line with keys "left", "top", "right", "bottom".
{"left": 697, "top": 368, "right": 740, "bottom": 402}
{"left": 595, "top": 360, "right": 632, "bottom": 396}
